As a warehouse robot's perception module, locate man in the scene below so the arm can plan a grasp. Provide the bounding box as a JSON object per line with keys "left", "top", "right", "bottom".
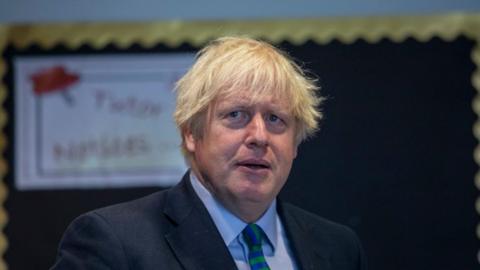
{"left": 51, "top": 37, "right": 367, "bottom": 270}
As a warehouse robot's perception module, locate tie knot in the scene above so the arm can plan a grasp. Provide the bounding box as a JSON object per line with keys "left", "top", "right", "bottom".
{"left": 242, "top": 223, "right": 264, "bottom": 247}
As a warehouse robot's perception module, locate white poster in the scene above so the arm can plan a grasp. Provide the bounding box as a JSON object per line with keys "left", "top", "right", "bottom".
{"left": 14, "top": 54, "right": 194, "bottom": 190}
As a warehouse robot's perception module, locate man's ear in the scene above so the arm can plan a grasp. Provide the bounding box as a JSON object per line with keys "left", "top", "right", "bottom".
{"left": 184, "top": 128, "right": 196, "bottom": 152}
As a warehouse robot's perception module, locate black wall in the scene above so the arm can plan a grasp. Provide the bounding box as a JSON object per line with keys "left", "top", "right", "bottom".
{"left": 3, "top": 37, "right": 478, "bottom": 269}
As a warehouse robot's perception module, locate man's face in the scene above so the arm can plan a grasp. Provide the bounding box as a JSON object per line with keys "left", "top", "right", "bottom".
{"left": 185, "top": 91, "right": 298, "bottom": 220}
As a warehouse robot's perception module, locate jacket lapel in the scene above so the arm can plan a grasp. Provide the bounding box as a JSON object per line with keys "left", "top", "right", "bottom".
{"left": 163, "top": 173, "right": 238, "bottom": 270}
{"left": 278, "top": 202, "right": 332, "bottom": 270}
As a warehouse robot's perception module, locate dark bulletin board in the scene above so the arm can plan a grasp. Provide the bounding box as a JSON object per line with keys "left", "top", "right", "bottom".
{"left": 281, "top": 37, "right": 478, "bottom": 270}
{"left": 2, "top": 23, "right": 479, "bottom": 270}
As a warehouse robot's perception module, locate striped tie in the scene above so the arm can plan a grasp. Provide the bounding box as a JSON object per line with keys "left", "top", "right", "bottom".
{"left": 242, "top": 223, "right": 271, "bottom": 270}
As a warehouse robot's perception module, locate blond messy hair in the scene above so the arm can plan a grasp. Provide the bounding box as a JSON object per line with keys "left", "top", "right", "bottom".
{"left": 174, "top": 36, "right": 323, "bottom": 157}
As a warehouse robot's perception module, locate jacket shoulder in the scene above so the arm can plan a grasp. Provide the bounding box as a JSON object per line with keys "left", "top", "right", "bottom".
{"left": 280, "top": 202, "right": 355, "bottom": 234}
{"left": 51, "top": 190, "right": 174, "bottom": 270}
{"left": 93, "top": 190, "right": 168, "bottom": 223}
{"left": 280, "top": 202, "right": 367, "bottom": 269}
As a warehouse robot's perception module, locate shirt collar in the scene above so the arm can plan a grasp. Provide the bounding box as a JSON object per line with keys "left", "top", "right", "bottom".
{"left": 189, "top": 171, "right": 278, "bottom": 250}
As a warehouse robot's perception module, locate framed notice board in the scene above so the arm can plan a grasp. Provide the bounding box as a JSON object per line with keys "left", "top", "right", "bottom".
{"left": 1, "top": 13, "right": 479, "bottom": 269}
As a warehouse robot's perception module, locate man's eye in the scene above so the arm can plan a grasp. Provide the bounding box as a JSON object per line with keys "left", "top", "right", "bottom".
{"left": 225, "top": 111, "right": 248, "bottom": 122}
{"left": 228, "top": 111, "right": 241, "bottom": 118}
{"left": 223, "top": 110, "right": 249, "bottom": 127}
{"left": 268, "top": 114, "right": 280, "bottom": 123}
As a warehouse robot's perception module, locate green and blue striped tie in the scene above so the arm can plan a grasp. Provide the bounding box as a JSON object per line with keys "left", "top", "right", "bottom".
{"left": 242, "top": 223, "right": 271, "bottom": 270}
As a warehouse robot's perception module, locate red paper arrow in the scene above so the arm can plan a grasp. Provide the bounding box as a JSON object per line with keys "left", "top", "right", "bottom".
{"left": 30, "top": 66, "right": 79, "bottom": 105}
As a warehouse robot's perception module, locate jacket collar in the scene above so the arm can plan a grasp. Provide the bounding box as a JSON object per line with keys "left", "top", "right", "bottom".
{"left": 278, "top": 201, "right": 332, "bottom": 270}
{"left": 162, "top": 172, "right": 238, "bottom": 270}
{"left": 162, "top": 172, "right": 330, "bottom": 270}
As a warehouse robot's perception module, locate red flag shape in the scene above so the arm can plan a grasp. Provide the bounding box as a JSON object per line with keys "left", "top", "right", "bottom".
{"left": 31, "top": 66, "right": 79, "bottom": 95}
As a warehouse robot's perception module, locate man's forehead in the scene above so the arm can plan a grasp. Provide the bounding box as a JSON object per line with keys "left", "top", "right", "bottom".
{"left": 214, "top": 92, "right": 291, "bottom": 111}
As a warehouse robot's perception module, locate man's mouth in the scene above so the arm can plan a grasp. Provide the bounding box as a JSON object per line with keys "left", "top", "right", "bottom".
{"left": 237, "top": 159, "right": 271, "bottom": 170}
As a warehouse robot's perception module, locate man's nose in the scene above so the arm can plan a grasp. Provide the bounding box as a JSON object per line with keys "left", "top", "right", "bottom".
{"left": 245, "top": 114, "right": 268, "bottom": 148}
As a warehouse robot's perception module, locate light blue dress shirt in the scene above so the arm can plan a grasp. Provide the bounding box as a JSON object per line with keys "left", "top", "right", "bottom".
{"left": 190, "top": 172, "right": 298, "bottom": 270}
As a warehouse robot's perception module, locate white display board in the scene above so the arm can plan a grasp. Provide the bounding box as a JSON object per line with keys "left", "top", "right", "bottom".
{"left": 14, "top": 53, "right": 194, "bottom": 190}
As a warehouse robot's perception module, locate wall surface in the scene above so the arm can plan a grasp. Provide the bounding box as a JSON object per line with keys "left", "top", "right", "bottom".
{"left": 0, "top": 0, "right": 480, "bottom": 23}
{"left": 0, "top": 1, "right": 479, "bottom": 270}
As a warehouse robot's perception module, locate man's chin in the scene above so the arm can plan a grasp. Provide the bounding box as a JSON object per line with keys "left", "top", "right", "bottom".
{"left": 232, "top": 186, "right": 274, "bottom": 204}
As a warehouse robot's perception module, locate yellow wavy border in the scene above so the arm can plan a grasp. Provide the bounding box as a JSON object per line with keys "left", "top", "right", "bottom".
{"left": 1, "top": 12, "right": 480, "bottom": 269}
{"left": 3, "top": 13, "right": 480, "bottom": 48}
{"left": 0, "top": 24, "right": 8, "bottom": 270}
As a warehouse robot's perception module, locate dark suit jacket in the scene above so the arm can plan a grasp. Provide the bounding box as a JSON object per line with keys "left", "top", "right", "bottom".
{"left": 51, "top": 173, "right": 367, "bottom": 270}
